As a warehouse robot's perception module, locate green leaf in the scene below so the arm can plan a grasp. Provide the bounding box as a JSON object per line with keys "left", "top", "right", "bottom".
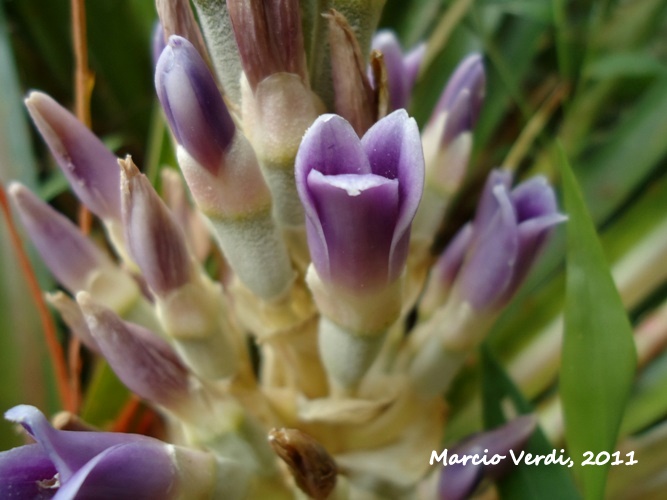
{"left": 558, "top": 145, "right": 637, "bottom": 500}
{"left": 481, "top": 345, "right": 581, "bottom": 500}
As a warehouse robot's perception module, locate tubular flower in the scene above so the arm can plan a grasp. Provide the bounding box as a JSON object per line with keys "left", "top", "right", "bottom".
{"left": 296, "top": 110, "right": 424, "bottom": 295}
{"left": 456, "top": 170, "right": 567, "bottom": 312}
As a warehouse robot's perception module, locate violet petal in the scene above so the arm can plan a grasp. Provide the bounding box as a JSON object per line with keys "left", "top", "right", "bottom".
{"left": 510, "top": 176, "right": 558, "bottom": 222}
{"left": 306, "top": 170, "right": 399, "bottom": 290}
{"left": 0, "top": 444, "right": 58, "bottom": 499}
{"left": 4, "top": 406, "right": 158, "bottom": 484}
{"left": 459, "top": 185, "right": 518, "bottom": 310}
{"left": 361, "top": 109, "right": 424, "bottom": 280}
{"left": 472, "top": 169, "right": 513, "bottom": 236}
{"left": 296, "top": 114, "right": 371, "bottom": 277}
{"left": 52, "top": 443, "right": 175, "bottom": 500}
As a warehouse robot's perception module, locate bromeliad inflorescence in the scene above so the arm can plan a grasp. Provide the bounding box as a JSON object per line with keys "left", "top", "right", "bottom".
{"left": 1, "top": 0, "right": 564, "bottom": 498}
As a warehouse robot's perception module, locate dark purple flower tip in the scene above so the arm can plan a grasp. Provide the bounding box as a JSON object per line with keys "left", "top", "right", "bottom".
{"left": 3, "top": 405, "right": 176, "bottom": 499}
{"left": 457, "top": 171, "right": 565, "bottom": 311}
{"left": 8, "top": 183, "right": 111, "bottom": 293}
{"left": 120, "top": 157, "right": 192, "bottom": 297}
{"left": 24, "top": 92, "right": 121, "bottom": 221}
{"left": 77, "top": 292, "right": 191, "bottom": 408}
{"left": 155, "top": 35, "right": 235, "bottom": 174}
{"left": 371, "top": 31, "right": 426, "bottom": 111}
{"left": 295, "top": 111, "right": 424, "bottom": 292}
{"left": 0, "top": 444, "right": 58, "bottom": 499}
{"left": 438, "top": 416, "right": 537, "bottom": 499}
{"left": 433, "top": 53, "right": 485, "bottom": 124}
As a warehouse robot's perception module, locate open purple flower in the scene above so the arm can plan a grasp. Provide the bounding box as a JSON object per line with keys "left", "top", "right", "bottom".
{"left": 1, "top": 406, "right": 180, "bottom": 499}
{"left": 295, "top": 110, "right": 424, "bottom": 293}
{"left": 454, "top": 169, "right": 567, "bottom": 311}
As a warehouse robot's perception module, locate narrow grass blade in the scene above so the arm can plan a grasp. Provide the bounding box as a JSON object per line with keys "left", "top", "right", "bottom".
{"left": 559, "top": 145, "right": 637, "bottom": 499}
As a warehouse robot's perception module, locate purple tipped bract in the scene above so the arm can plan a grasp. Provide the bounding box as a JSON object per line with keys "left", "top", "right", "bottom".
{"left": 78, "top": 294, "right": 191, "bottom": 408}
{"left": 455, "top": 170, "right": 566, "bottom": 310}
{"left": 9, "top": 183, "right": 111, "bottom": 294}
{"left": 155, "top": 35, "right": 235, "bottom": 174}
{"left": 24, "top": 92, "right": 121, "bottom": 221}
{"left": 121, "top": 159, "right": 191, "bottom": 297}
{"left": 295, "top": 110, "right": 424, "bottom": 292}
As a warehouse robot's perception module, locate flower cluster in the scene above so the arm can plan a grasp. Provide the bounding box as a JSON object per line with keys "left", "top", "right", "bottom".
{"left": 1, "top": 1, "right": 565, "bottom": 498}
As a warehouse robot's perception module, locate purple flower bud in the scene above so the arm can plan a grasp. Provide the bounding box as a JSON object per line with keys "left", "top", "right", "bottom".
{"left": 8, "top": 183, "right": 111, "bottom": 293}
{"left": 433, "top": 53, "right": 485, "bottom": 126}
{"left": 457, "top": 170, "right": 566, "bottom": 311}
{"left": 120, "top": 157, "right": 192, "bottom": 297}
{"left": 24, "top": 92, "right": 121, "bottom": 221}
{"left": 2, "top": 405, "right": 177, "bottom": 499}
{"left": 77, "top": 293, "right": 191, "bottom": 409}
{"left": 295, "top": 110, "right": 424, "bottom": 293}
{"left": 155, "top": 35, "right": 236, "bottom": 175}
{"left": 371, "top": 30, "right": 425, "bottom": 111}
{"left": 438, "top": 416, "right": 537, "bottom": 500}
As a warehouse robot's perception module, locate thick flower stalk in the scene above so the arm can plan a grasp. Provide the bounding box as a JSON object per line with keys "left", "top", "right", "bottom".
{"left": 296, "top": 110, "right": 424, "bottom": 391}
